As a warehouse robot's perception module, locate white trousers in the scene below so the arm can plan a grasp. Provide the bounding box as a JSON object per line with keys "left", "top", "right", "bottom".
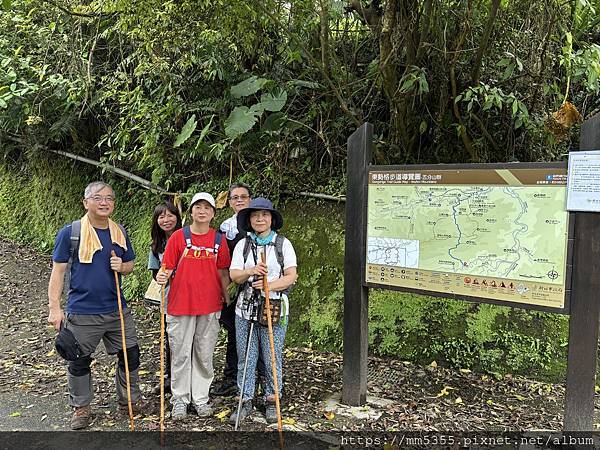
{"left": 167, "top": 311, "right": 221, "bottom": 406}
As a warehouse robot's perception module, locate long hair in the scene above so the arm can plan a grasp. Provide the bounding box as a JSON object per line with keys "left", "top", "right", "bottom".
{"left": 150, "top": 201, "right": 182, "bottom": 255}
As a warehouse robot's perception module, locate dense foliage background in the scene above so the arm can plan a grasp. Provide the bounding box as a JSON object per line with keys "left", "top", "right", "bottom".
{"left": 1, "top": 0, "right": 599, "bottom": 193}
{"left": 0, "top": 158, "right": 569, "bottom": 381}
{"left": 0, "top": 0, "right": 598, "bottom": 381}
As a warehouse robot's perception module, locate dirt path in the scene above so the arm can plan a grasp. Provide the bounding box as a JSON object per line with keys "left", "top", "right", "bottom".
{"left": 0, "top": 240, "right": 71, "bottom": 430}
{"left": 0, "top": 238, "right": 583, "bottom": 434}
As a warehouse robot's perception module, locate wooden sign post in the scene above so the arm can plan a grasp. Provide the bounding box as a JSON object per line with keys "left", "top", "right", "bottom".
{"left": 343, "top": 115, "right": 600, "bottom": 430}
{"left": 563, "top": 112, "right": 600, "bottom": 431}
{"left": 342, "top": 123, "right": 372, "bottom": 406}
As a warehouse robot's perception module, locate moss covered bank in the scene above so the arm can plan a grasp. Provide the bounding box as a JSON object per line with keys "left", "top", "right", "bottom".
{"left": 0, "top": 156, "right": 569, "bottom": 382}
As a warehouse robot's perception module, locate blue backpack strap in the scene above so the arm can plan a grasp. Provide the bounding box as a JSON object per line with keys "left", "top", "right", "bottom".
{"left": 214, "top": 230, "right": 222, "bottom": 257}
{"left": 172, "top": 227, "right": 192, "bottom": 278}
{"left": 63, "top": 220, "right": 81, "bottom": 299}
{"left": 117, "top": 223, "right": 127, "bottom": 238}
{"left": 113, "top": 223, "right": 128, "bottom": 252}
{"left": 182, "top": 226, "right": 192, "bottom": 249}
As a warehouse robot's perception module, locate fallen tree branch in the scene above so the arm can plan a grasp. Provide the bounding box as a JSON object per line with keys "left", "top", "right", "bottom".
{"left": 5, "top": 138, "right": 346, "bottom": 203}
{"left": 6, "top": 136, "right": 170, "bottom": 194}
{"left": 283, "top": 190, "right": 346, "bottom": 202}
{"left": 49, "top": 149, "right": 173, "bottom": 194}
{"left": 56, "top": 151, "right": 347, "bottom": 202}
{"left": 54, "top": 151, "right": 346, "bottom": 202}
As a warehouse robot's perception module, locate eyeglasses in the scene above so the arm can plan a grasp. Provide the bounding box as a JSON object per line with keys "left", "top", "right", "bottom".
{"left": 88, "top": 195, "right": 115, "bottom": 203}
{"left": 229, "top": 194, "right": 250, "bottom": 201}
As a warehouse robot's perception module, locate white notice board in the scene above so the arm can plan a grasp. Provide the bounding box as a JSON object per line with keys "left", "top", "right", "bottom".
{"left": 566, "top": 150, "right": 600, "bottom": 212}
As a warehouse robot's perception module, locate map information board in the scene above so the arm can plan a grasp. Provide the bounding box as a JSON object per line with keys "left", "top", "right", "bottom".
{"left": 366, "top": 166, "right": 569, "bottom": 310}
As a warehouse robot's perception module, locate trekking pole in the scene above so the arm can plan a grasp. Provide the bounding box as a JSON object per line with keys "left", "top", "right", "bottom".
{"left": 261, "top": 252, "right": 284, "bottom": 450}
{"left": 111, "top": 250, "right": 134, "bottom": 431}
{"left": 160, "top": 264, "right": 166, "bottom": 433}
{"left": 235, "top": 317, "right": 255, "bottom": 431}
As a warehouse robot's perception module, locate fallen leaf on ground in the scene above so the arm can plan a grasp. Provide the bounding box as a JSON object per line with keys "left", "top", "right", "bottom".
{"left": 435, "top": 386, "right": 455, "bottom": 398}
{"left": 215, "top": 409, "right": 230, "bottom": 420}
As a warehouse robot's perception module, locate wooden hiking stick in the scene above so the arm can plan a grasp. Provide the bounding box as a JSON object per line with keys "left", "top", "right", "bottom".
{"left": 159, "top": 264, "right": 166, "bottom": 433}
{"left": 111, "top": 250, "right": 134, "bottom": 431}
{"left": 261, "top": 252, "right": 284, "bottom": 450}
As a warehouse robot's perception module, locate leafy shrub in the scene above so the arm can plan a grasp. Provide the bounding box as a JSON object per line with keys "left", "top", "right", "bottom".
{"left": 0, "top": 157, "right": 570, "bottom": 382}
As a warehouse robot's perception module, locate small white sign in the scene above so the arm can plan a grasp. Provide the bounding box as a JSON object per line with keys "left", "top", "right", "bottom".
{"left": 566, "top": 150, "right": 600, "bottom": 212}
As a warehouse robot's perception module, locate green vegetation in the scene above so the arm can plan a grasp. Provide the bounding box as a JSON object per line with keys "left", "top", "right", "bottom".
{"left": 369, "top": 293, "right": 567, "bottom": 380}
{"left": 0, "top": 157, "right": 569, "bottom": 381}
{"left": 1, "top": 0, "right": 599, "bottom": 192}
{"left": 1, "top": 0, "right": 595, "bottom": 381}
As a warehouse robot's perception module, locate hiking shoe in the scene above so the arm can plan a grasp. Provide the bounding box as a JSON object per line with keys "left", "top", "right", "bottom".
{"left": 229, "top": 400, "right": 253, "bottom": 425}
{"left": 193, "top": 402, "right": 213, "bottom": 417}
{"left": 70, "top": 405, "right": 91, "bottom": 430}
{"left": 171, "top": 400, "right": 188, "bottom": 421}
{"left": 210, "top": 378, "right": 237, "bottom": 397}
{"left": 118, "top": 397, "right": 152, "bottom": 416}
{"left": 265, "top": 402, "right": 278, "bottom": 424}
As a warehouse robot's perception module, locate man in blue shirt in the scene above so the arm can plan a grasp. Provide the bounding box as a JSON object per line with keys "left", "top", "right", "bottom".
{"left": 47, "top": 181, "right": 145, "bottom": 430}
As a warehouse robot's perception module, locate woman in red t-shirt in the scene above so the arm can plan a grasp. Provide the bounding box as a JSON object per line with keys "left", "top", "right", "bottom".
{"left": 156, "top": 192, "right": 231, "bottom": 421}
{"left": 148, "top": 201, "right": 182, "bottom": 396}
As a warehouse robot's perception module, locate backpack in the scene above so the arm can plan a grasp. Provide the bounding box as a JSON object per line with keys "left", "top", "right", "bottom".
{"left": 241, "top": 234, "right": 290, "bottom": 295}
{"left": 172, "top": 226, "right": 223, "bottom": 276}
{"left": 63, "top": 219, "right": 127, "bottom": 298}
{"left": 63, "top": 220, "right": 81, "bottom": 299}
{"left": 182, "top": 226, "right": 223, "bottom": 254}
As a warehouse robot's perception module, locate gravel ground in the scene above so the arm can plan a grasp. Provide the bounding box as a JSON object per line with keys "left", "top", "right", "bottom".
{"left": 0, "top": 237, "right": 594, "bottom": 438}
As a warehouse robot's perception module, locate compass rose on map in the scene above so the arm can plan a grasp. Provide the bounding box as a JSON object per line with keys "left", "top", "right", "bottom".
{"left": 547, "top": 269, "right": 559, "bottom": 280}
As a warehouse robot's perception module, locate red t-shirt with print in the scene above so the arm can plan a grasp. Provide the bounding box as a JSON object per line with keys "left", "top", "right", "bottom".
{"left": 162, "top": 227, "right": 231, "bottom": 316}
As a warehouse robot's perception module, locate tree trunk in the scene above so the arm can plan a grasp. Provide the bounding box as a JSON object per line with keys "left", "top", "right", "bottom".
{"left": 381, "top": 0, "right": 431, "bottom": 156}
{"left": 470, "top": 0, "right": 501, "bottom": 85}
{"left": 319, "top": 0, "right": 331, "bottom": 77}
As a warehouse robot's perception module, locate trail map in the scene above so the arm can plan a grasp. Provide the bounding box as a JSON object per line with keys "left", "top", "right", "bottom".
{"left": 366, "top": 167, "right": 569, "bottom": 309}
